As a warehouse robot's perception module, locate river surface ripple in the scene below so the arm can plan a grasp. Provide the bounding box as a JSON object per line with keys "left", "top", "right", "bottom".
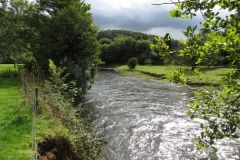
{"left": 82, "top": 71, "right": 240, "bottom": 160}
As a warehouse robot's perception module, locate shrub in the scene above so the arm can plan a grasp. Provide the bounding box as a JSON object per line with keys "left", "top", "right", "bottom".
{"left": 127, "top": 57, "right": 138, "bottom": 70}
{"left": 167, "top": 67, "right": 187, "bottom": 84}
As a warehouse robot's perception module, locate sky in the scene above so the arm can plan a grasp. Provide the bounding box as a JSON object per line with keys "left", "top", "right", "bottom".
{"left": 85, "top": 0, "right": 203, "bottom": 39}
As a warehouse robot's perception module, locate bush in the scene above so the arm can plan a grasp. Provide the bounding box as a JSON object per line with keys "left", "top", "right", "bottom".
{"left": 127, "top": 57, "right": 138, "bottom": 69}
{"left": 167, "top": 67, "right": 187, "bottom": 84}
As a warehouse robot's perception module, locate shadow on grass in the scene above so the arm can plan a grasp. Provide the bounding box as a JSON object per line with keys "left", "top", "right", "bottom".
{"left": 0, "top": 77, "right": 20, "bottom": 89}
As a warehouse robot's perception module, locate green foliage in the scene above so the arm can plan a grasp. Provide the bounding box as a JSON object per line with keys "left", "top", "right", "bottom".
{"left": 193, "top": 68, "right": 203, "bottom": 80}
{"left": 151, "top": 36, "right": 170, "bottom": 64}
{"left": 42, "top": 82, "right": 105, "bottom": 160}
{"left": 178, "top": 26, "right": 204, "bottom": 70}
{"left": 164, "top": 33, "right": 172, "bottom": 49}
{"left": 47, "top": 60, "right": 106, "bottom": 159}
{"left": 26, "top": 0, "right": 100, "bottom": 98}
{"left": 187, "top": 75, "right": 239, "bottom": 152}
{"left": 168, "top": 0, "right": 240, "bottom": 152}
{"left": 127, "top": 57, "right": 138, "bottom": 70}
{"left": 100, "top": 36, "right": 152, "bottom": 65}
{"left": 171, "top": 0, "right": 240, "bottom": 68}
{"left": 98, "top": 30, "right": 183, "bottom": 65}
{"left": 0, "top": 0, "right": 34, "bottom": 65}
{"left": 0, "top": 0, "right": 99, "bottom": 98}
{"left": 48, "top": 59, "right": 79, "bottom": 103}
{"left": 97, "top": 29, "right": 156, "bottom": 41}
{"left": 167, "top": 67, "right": 187, "bottom": 84}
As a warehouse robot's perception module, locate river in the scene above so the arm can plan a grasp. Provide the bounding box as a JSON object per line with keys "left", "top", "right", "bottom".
{"left": 82, "top": 71, "right": 240, "bottom": 160}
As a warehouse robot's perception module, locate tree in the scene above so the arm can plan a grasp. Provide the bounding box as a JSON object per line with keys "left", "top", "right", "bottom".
{"left": 99, "top": 36, "right": 153, "bottom": 65}
{"left": 0, "top": 0, "right": 12, "bottom": 42}
{"left": 0, "top": 0, "right": 33, "bottom": 66}
{"left": 157, "top": 0, "right": 240, "bottom": 153}
{"left": 27, "top": 0, "right": 100, "bottom": 98}
{"left": 0, "top": 0, "right": 15, "bottom": 62}
{"left": 135, "top": 39, "right": 152, "bottom": 64}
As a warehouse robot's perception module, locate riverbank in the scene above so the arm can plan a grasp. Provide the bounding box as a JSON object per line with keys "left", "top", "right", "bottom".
{"left": 0, "top": 64, "right": 103, "bottom": 159}
{"left": 0, "top": 64, "right": 71, "bottom": 159}
{"left": 115, "top": 65, "right": 239, "bottom": 86}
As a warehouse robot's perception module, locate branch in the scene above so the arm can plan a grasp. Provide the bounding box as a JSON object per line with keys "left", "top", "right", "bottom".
{"left": 152, "top": 2, "right": 181, "bottom": 5}
{"left": 152, "top": 0, "right": 183, "bottom": 5}
{"left": 200, "top": 9, "right": 207, "bottom": 21}
{"left": 0, "top": 26, "right": 13, "bottom": 41}
{"left": 0, "top": 18, "right": 17, "bottom": 42}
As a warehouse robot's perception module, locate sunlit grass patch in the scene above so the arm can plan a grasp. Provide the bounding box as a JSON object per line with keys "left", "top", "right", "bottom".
{"left": 116, "top": 65, "right": 238, "bottom": 85}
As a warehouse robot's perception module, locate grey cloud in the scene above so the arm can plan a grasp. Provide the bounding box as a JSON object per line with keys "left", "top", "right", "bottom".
{"left": 87, "top": 1, "right": 203, "bottom": 39}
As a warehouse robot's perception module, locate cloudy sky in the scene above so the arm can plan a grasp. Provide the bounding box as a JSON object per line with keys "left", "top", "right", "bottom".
{"left": 85, "top": 0, "right": 203, "bottom": 39}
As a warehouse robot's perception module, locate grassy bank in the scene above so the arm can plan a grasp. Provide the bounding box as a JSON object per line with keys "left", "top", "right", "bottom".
{"left": 115, "top": 65, "right": 238, "bottom": 85}
{"left": 0, "top": 64, "right": 71, "bottom": 159}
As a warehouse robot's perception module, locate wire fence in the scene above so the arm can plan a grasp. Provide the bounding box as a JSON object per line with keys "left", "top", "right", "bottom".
{"left": 31, "top": 88, "right": 38, "bottom": 160}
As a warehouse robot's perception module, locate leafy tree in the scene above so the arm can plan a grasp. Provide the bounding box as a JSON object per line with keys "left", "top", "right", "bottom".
{"left": 0, "top": 0, "right": 17, "bottom": 63}
{"left": 135, "top": 39, "right": 152, "bottom": 64}
{"left": 99, "top": 36, "right": 152, "bottom": 65}
{"left": 169, "top": 0, "right": 240, "bottom": 71}
{"left": 28, "top": 0, "right": 100, "bottom": 98}
{"left": 0, "top": 0, "right": 12, "bottom": 43}
{"left": 0, "top": 0, "right": 34, "bottom": 66}
{"left": 157, "top": 0, "right": 240, "bottom": 153}
{"left": 99, "top": 38, "right": 112, "bottom": 46}
{"left": 99, "top": 38, "right": 112, "bottom": 64}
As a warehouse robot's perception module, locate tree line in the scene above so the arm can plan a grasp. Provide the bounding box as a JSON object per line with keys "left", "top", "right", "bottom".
{"left": 97, "top": 29, "right": 234, "bottom": 69}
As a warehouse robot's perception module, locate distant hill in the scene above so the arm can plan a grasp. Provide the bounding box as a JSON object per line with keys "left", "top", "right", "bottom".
{"left": 97, "top": 29, "right": 156, "bottom": 40}
{"left": 97, "top": 29, "right": 182, "bottom": 51}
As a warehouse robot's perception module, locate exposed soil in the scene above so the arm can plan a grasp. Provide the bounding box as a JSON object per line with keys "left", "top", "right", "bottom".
{"left": 37, "top": 136, "right": 81, "bottom": 160}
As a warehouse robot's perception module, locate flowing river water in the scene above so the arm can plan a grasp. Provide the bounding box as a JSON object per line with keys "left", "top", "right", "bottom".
{"left": 82, "top": 71, "right": 240, "bottom": 160}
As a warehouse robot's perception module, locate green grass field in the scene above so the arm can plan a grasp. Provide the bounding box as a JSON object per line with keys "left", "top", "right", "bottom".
{"left": 0, "top": 75, "right": 32, "bottom": 159}
{"left": 116, "top": 65, "right": 238, "bottom": 85}
{"left": 0, "top": 64, "right": 70, "bottom": 159}
{"left": 0, "top": 64, "right": 16, "bottom": 72}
